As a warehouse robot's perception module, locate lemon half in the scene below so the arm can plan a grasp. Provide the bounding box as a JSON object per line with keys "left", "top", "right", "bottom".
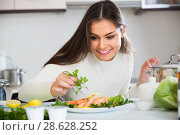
{"left": 6, "top": 100, "right": 21, "bottom": 108}
{"left": 20, "top": 99, "right": 42, "bottom": 108}
{"left": 28, "top": 100, "right": 42, "bottom": 106}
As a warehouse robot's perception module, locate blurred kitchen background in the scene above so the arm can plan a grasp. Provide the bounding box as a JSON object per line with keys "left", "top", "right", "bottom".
{"left": 0, "top": 0, "right": 180, "bottom": 95}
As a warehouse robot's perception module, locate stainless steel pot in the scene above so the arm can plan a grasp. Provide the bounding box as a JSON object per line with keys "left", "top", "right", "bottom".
{"left": 148, "top": 54, "right": 180, "bottom": 82}
{"left": 2, "top": 68, "right": 25, "bottom": 87}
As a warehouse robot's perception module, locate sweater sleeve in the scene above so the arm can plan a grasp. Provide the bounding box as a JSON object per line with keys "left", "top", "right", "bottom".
{"left": 18, "top": 64, "right": 71, "bottom": 102}
{"left": 120, "top": 71, "right": 138, "bottom": 99}
{"left": 119, "top": 54, "right": 138, "bottom": 99}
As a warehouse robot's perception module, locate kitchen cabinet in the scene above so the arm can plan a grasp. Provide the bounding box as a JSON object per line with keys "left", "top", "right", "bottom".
{"left": 0, "top": 0, "right": 66, "bottom": 13}
{"left": 0, "top": 0, "right": 14, "bottom": 10}
{"left": 66, "top": 0, "right": 141, "bottom": 7}
{"left": 15, "top": 0, "right": 66, "bottom": 10}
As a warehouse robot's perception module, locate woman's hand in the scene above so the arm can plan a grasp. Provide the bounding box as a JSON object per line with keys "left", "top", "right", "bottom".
{"left": 137, "top": 56, "right": 159, "bottom": 87}
{"left": 50, "top": 72, "right": 77, "bottom": 97}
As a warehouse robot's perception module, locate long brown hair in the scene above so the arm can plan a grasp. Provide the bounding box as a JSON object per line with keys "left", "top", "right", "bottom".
{"left": 44, "top": 0, "right": 133, "bottom": 66}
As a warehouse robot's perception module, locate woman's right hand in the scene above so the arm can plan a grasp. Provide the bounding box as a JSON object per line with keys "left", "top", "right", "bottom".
{"left": 50, "top": 72, "right": 77, "bottom": 97}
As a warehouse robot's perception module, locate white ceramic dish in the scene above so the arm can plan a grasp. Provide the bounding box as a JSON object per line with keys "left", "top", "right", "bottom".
{"left": 67, "top": 103, "right": 132, "bottom": 113}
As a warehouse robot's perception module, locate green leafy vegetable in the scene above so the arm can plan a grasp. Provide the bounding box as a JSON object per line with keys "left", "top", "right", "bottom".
{"left": 64, "top": 69, "right": 88, "bottom": 95}
{"left": 153, "top": 76, "right": 178, "bottom": 110}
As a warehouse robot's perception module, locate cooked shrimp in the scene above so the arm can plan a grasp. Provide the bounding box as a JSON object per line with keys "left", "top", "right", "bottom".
{"left": 83, "top": 95, "right": 97, "bottom": 107}
{"left": 78, "top": 102, "right": 86, "bottom": 108}
{"left": 93, "top": 97, "right": 108, "bottom": 106}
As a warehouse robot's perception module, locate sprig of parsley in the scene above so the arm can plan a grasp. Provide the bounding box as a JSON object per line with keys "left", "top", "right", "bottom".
{"left": 64, "top": 69, "right": 88, "bottom": 95}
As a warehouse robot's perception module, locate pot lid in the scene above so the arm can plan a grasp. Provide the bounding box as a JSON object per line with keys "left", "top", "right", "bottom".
{"left": 151, "top": 54, "right": 180, "bottom": 69}
{"left": 151, "top": 63, "right": 178, "bottom": 69}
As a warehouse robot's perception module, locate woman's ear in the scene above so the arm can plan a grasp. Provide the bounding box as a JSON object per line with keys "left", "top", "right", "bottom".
{"left": 121, "top": 27, "right": 126, "bottom": 38}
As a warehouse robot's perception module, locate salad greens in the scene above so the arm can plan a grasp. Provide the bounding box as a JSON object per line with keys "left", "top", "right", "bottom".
{"left": 64, "top": 69, "right": 88, "bottom": 95}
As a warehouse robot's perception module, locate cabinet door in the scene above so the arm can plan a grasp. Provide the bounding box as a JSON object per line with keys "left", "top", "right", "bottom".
{"left": 0, "top": 0, "right": 14, "bottom": 10}
{"left": 15, "top": 0, "right": 66, "bottom": 10}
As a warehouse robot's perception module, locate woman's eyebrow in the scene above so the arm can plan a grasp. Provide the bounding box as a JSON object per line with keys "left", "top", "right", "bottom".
{"left": 90, "top": 31, "right": 116, "bottom": 37}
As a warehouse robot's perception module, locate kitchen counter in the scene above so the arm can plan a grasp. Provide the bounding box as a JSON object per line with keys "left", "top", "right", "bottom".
{"left": 67, "top": 103, "right": 178, "bottom": 120}
{"left": 0, "top": 101, "right": 178, "bottom": 120}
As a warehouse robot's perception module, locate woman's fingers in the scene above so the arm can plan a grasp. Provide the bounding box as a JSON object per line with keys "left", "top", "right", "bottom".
{"left": 57, "top": 80, "right": 72, "bottom": 89}
{"left": 59, "top": 73, "right": 77, "bottom": 83}
{"left": 61, "top": 76, "right": 75, "bottom": 86}
{"left": 142, "top": 56, "right": 160, "bottom": 71}
{"left": 156, "top": 58, "right": 159, "bottom": 65}
{"left": 55, "top": 72, "right": 78, "bottom": 90}
{"left": 52, "top": 86, "right": 67, "bottom": 96}
{"left": 149, "top": 56, "right": 159, "bottom": 66}
{"left": 137, "top": 56, "right": 160, "bottom": 86}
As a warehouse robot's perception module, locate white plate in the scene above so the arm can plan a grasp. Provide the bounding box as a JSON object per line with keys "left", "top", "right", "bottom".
{"left": 67, "top": 103, "right": 132, "bottom": 113}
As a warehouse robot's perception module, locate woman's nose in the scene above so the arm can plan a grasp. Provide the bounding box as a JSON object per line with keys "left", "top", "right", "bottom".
{"left": 98, "top": 39, "right": 106, "bottom": 49}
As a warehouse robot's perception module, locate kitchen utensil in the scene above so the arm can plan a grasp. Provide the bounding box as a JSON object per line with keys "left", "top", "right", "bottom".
{"left": 147, "top": 54, "right": 180, "bottom": 82}
{"left": 0, "top": 79, "right": 9, "bottom": 100}
{"left": 2, "top": 68, "right": 25, "bottom": 100}
{"left": 2, "top": 68, "right": 25, "bottom": 87}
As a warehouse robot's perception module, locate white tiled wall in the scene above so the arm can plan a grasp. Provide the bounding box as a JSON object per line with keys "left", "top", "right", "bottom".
{"left": 0, "top": 8, "right": 180, "bottom": 81}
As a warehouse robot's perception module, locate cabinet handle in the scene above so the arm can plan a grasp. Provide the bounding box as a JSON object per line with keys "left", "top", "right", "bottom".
{"left": 31, "top": 0, "right": 49, "bottom": 2}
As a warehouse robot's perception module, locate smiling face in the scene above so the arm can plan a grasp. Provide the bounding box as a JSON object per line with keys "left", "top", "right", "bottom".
{"left": 90, "top": 19, "right": 124, "bottom": 61}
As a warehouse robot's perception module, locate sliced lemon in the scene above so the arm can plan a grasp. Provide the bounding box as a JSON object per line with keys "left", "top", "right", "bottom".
{"left": 28, "top": 100, "right": 42, "bottom": 106}
{"left": 6, "top": 100, "right": 21, "bottom": 108}
{"left": 21, "top": 104, "right": 29, "bottom": 108}
{"left": 80, "top": 107, "right": 91, "bottom": 108}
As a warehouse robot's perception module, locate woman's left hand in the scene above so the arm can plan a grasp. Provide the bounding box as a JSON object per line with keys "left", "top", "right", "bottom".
{"left": 137, "top": 56, "right": 159, "bottom": 87}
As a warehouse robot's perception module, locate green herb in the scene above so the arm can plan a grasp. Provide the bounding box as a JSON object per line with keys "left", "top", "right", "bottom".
{"left": 51, "top": 100, "right": 76, "bottom": 108}
{"left": 44, "top": 110, "right": 49, "bottom": 120}
{"left": 51, "top": 100, "right": 68, "bottom": 106}
{"left": 64, "top": 69, "right": 88, "bottom": 95}
{"left": 0, "top": 108, "right": 27, "bottom": 120}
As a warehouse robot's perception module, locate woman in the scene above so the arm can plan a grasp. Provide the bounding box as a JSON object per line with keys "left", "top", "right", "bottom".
{"left": 18, "top": 0, "right": 159, "bottom": 102}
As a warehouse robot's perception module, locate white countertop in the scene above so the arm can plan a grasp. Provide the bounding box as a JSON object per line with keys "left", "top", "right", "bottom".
{"left": 66, "top": 103, "right": 178, "bottom": 120}
{"left": 1, "top": 101, "right": 178, "bottom": 120}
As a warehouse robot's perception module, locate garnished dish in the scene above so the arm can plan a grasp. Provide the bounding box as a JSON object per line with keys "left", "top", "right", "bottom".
{"left": 52, "top": 93, "right": 134, "bottom": 113}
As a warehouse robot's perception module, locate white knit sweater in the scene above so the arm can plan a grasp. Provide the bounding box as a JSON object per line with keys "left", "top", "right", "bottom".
{"left": 18, "top": 52, "right": 138, "bottom": 102}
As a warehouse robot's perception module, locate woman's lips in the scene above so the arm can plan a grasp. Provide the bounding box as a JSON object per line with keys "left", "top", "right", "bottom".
{"left": 97, "top": 49, "right": 112, "bottom": 55}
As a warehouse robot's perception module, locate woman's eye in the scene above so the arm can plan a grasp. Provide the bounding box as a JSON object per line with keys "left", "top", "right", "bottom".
{"left": 90, "top": 36, "right": 98, "bottom": 40}
{"left": 106, "top": 35, "right": 115, "bottom": 40}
